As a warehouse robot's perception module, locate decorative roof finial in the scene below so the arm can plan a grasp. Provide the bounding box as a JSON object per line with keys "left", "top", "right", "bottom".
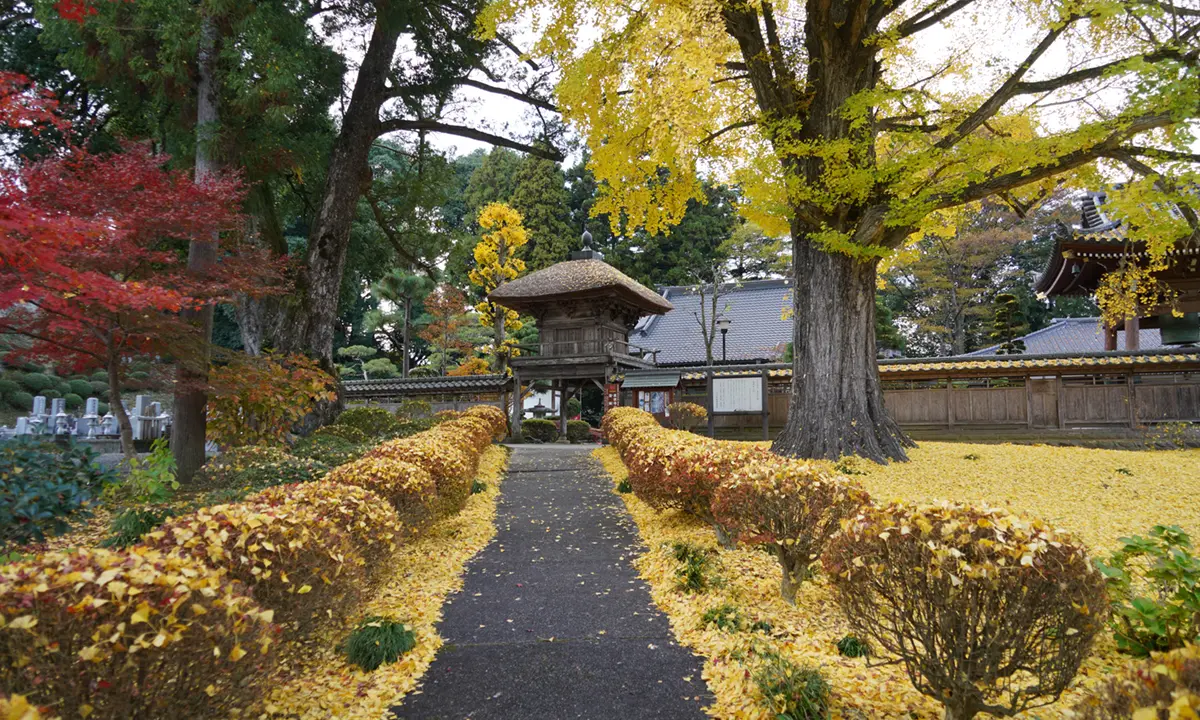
{"left": 570, "top": 225, "right": 604, "bottom": 261}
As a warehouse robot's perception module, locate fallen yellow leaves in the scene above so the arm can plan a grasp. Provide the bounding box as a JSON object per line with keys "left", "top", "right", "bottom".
{"left": 249, "top": 445, "right": 509, "bottom": 719}
{"left": 595, "top": 442, "right": 1200, "bottom": 720}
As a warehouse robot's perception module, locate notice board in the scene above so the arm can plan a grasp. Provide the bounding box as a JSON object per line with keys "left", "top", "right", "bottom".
{"left": 712, "top": 376, "right": 762, "bottom": 413}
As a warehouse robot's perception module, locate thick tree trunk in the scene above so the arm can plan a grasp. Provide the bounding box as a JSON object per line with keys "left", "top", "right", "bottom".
{"left": 273, "top": 20, "right": 399, "bottom": 377}
{"left": 172, "top": 14, "right": 220, "bottom": 484}
{"left": 772, "top": 235, "right": 913, "bottom": 463}
{"left": 234, "top": 294, "right": 263, "bottom": 356}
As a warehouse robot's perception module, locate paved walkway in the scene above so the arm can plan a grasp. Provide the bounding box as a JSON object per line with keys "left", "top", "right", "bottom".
{"left": 391, "top": 445, "right": 709, "bottom": 719}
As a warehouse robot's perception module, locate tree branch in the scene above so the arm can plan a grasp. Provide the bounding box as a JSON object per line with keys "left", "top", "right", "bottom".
{"left": 933, "top": 113, "right": 1174, "bottom": 208}
{"left": 935, "top": 20, "right": 1075, "bottom": 150}
{"left": 454, "top": 77, "right": 558, "bottom": 112}
{"left": 1112, "top": 145, "right": 1200, "bottom": 164}
{"left": 896, "top": 0, "right": 981, "bottom": 38}
{"left": 701, "top": 119, "right": 757, "bottom": 144}
{"left": 1104, "top": 148, "right": 1200, "bottom": 233}
{"left": 379, "top": 118, "right": 565, "bottom": 161}
{"left": 364, "top": 189, "right": 438, "bottom": 274}
{"left": 1015, "top": 47, "right": 1199, "bottom": 94}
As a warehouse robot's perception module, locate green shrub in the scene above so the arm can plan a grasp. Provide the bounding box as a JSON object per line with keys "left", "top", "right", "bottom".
{"left": 195, "top": 446, "right": 292, "bottom": 488}
{"left": 97, "top": 401, "right": 109, "bottom": 415}
{"left": 408, "top": 366, "right": 437, "bottom": 377}
{"left": 672, "top": 541, "right": 712, "bottom": 593}
{"left": 335, "top": 406, "right": 402, "bottom": 438}
{"left": 0, "top": 380, "right": 17, "bottom": 396}
{"left": 393, "top": 417, "right": 435, "bottom": 438}
{"left": 41, "top": 389, "right": 60, "bottom": 400}
{"left": 836, "top": 635, "right": 870, "bottom": 658}
{"left": 54, "top": 381, "right": 71, "bottom": 396}
{"left": 89, "top": 380, "right": 108, "bottom": 396}
{"left": 471, "top": 479, "right": 487, "bottom": 494}
{"left": 8, "top": 391, "right": 32, "bottom": 411}
{"left": 754, "top": 651, "right": 829, "bottom": 720}
{"left": 312, "top": 424, "right": 369, "bottom": 444}
{"left": 1095, "top": 524, "right": 1200, "bottom": 656}
{"left": 342, "top": 616, "right": 416, "bottom": 671}
{"left": 20, "top": 373, "right": 52, "bottom": 392}
{"left": 701, "top": 604, "right": 745, "bottom": 632}
{"left": 63, "top": 393, "right": 83, "bottom": 410}
{"left": 68, "top": 379, "right": 93, "bottom": 396}
{"left": 566, "top": 396, "right": 582, "bottom": 417}
{"left": 0, "top": 437, "right": 116, "bottom": 545}
{"left": 566, "top": 419, "right": 592, "bottom": 443}
{"left": 617, "top": 478, "right": 632, "bottom": 493}
{"left": 522, "top": 418, "right": 559, "bottom": 443}
{"left": 90, "top": 370, "right": 108, "bottom": 382}
{"left": 101, "top": 438, "right": 178, "bottom": 506}
{"left": 231, "top": 455, "right": 328, "bottom": 492}
{"left": 292, "top": 434, "right": 362, "bottom": 467}
{"left": 396, "top": 399, "right": 432, "bottom": 420}
{"left": 100, "top": 506, "right": 174, "bottom": 549}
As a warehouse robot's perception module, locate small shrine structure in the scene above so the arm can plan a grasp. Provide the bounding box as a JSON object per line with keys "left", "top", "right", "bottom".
{"left": 1036, "top": 191, "right": 1200, "bottom": 349}
{"left": 488, "top": 231, "right": 673, "bottom": 438}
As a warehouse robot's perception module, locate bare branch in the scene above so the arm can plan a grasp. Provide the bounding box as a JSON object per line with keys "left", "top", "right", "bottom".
{"left": 456, "top": 78, "right": 558, "bottom": 112}
{"left": 701, "top": 119, "right": 758, "bottom": 144}
{"left": 1016, "top": 46, "right": 1199, "bottom": 94}
{"left": 896, "top": 0, "right": 981, "bottom": 38}
{"left": 1119, "top": 145, "right": 1200, "bottom": 163}
{"left": 379, "top": 118, "right": 565, "bottom": 161}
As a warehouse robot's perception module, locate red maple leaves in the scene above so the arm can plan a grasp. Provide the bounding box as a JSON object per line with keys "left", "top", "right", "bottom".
{"left": 0, "top": 73, "right": 282, "bottom": 373}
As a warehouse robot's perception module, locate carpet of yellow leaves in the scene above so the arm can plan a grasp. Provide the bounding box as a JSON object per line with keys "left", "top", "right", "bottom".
{"left": 595, "top": 443, "right": 1200, "bottom": 720}
{"left": 248, "top": 445, "right": 509, "bottom": 719}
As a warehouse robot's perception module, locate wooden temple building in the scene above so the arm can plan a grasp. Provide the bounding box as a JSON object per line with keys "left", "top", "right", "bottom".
{"left": 487, "top": 232, "right": 673, "bottom": 438}
{"left": 1036, "top": 191, "right": 1200, "bottom": 350}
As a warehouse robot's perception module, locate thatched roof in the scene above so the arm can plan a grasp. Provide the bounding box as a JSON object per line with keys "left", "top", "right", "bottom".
{"left": 488, "top": 259, "right": 673, "bottom": 314}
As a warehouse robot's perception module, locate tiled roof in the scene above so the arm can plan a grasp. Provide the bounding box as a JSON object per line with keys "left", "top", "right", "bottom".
{"left": 968, "top": 317, "right": 1164, "bottom": 356}
{"left": 617, "top": 350, "right": 1200, "bottom": 383}
{"left": 631, "top": 279, "right": 793, "bottom": 365}
{"left": 488, "top": 259, "right": 673, "bottom": 314}
{"left": 343, "top": 374, "right": 510, "bottom": 397}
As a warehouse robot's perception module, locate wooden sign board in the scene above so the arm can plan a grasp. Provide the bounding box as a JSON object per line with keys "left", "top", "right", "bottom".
{"left": 605, "top": 383, "right": 621, "bottom": 411}
{"left": 712, "top": 376, "right": 762, "bottom": 413}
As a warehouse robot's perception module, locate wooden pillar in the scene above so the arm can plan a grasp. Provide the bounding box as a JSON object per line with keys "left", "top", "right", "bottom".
{"left": 761, "top": 368, "right": 770, "bottom": 441}
{"left": 559, "top": 381, "right": 571, "bottom": 439}
{"left": 1124, "top": 316, "right": 1140, "bottom": 350}
{"left": 946, "top": 377, "right": 955, "bottom": 430}
{"left": 706, "top": 369, "right": 715, "bottom": 437}
{"left": 1025, "top": 375, "right": 1034, "bottom": 429}
{"left": 510, "top": 370, "right": 523, "bottom": 440}
{"left": 1056, "top": 374, "right": 1066, "bottom": 429}
{"left": 1127, "top": 372, "right": 1138, "bottom": 428}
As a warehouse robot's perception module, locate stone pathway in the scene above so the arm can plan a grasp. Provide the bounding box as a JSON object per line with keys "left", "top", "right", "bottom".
{"left": 391, "top": 445, "right": 709, "bottom": 720}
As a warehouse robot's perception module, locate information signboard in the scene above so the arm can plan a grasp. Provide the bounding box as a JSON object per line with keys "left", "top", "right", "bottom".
{"left": 712, "top": 376, "right": 762, "bottom": 413}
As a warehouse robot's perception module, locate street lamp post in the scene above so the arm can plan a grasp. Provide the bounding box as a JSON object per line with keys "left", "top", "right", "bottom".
{"left": 717, "top": 317, "right": 731, "bottom": 362}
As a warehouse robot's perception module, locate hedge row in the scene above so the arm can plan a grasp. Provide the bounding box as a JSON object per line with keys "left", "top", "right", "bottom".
{"left": 0, "top": 404, "right": 508, "bottom": 718}
{"left": 601, "top": 407, "right": 1112, "bottom": 720}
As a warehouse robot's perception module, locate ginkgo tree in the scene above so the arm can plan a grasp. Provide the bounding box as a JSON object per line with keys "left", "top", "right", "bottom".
{"left": 469, "top": 202, "right": 529, "bottom": 375}
{"left": 488, "top": 0, "right": 1200, "bottom": 462}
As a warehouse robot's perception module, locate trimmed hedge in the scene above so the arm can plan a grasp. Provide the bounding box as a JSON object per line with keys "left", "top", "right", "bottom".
{"left": 566, "top": 419, "right": 592, "bottom": 443}
{"left": 522, "top": 418, "right": 559, "bottom": 443}
{"left": 0, "top": 547, "right": 276, "bottom": 719}
{"left": 19, "top": 373, "right": 52, "bottom": 392}
{"left": 323, "top": 457, "right": 436, "bottom": 531}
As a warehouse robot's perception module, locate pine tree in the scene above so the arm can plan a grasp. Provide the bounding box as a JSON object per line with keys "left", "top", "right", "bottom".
{"left": 465, "top": 148, "right": 523, "bottom": 219}
{"left": 510, "top": 154, "right": 575, "bottom": 271}
{"left": 990, "top": 293, "right": 1028, "bottom": 355}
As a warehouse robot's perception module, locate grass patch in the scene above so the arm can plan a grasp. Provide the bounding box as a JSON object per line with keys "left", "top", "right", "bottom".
{"left": 343, "top": 617, "right": 417, "bottom": 671}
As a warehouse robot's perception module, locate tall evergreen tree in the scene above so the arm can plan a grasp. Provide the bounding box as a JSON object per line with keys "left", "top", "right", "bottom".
{"left": 464, "top": 148, "right": 523, "bottom": 219}
{"left": 510, "top": 154, "right": 575, "bottom": 271}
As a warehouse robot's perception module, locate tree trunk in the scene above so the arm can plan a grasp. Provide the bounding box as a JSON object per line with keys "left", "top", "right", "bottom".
{"left": 942, "top": 702, "right": 977, "bottom": 720}
{"left": 172, "top": 13, "right": 220, "bottom": 484}
{"left": 272, "top": 19, "right": 399, "bottom": 376}
{"left": 772, "top": 235, "right": 913, "bottom": 463}
{"left": 402, "top": 297, "right": 411, "bottom": 377}
{"left": 107, "top": 351, "right": 135, "bottom": 462}
{"left": 234, "top": 294, "right": 263, "bottom": 356}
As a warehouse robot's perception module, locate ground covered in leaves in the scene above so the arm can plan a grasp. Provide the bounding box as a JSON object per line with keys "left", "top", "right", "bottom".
{"left": 248, "top": 445, "right": 509, "bottom": 718}
{"left": 595, "top": 442, "right": 1200, "bottom": 720}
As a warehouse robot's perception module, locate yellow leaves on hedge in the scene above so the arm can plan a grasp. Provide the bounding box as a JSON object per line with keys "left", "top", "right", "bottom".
{"left": 595, "top": 442, "right": 1197, "bottom": 719}
{"left": 0, "top": 694, "right": 49, "bottom": 720}
{"left": 253, "top": 446, "right": 510, "bottom": 719}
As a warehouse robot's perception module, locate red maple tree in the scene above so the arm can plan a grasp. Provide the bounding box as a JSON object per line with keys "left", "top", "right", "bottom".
{"left": 0, "top": 73, "right": 279, "bottom": 457}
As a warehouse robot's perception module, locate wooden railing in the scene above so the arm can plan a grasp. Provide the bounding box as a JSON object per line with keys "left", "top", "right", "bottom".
{"left": 513, "top": 340, "right": 660, "bottom": 362}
